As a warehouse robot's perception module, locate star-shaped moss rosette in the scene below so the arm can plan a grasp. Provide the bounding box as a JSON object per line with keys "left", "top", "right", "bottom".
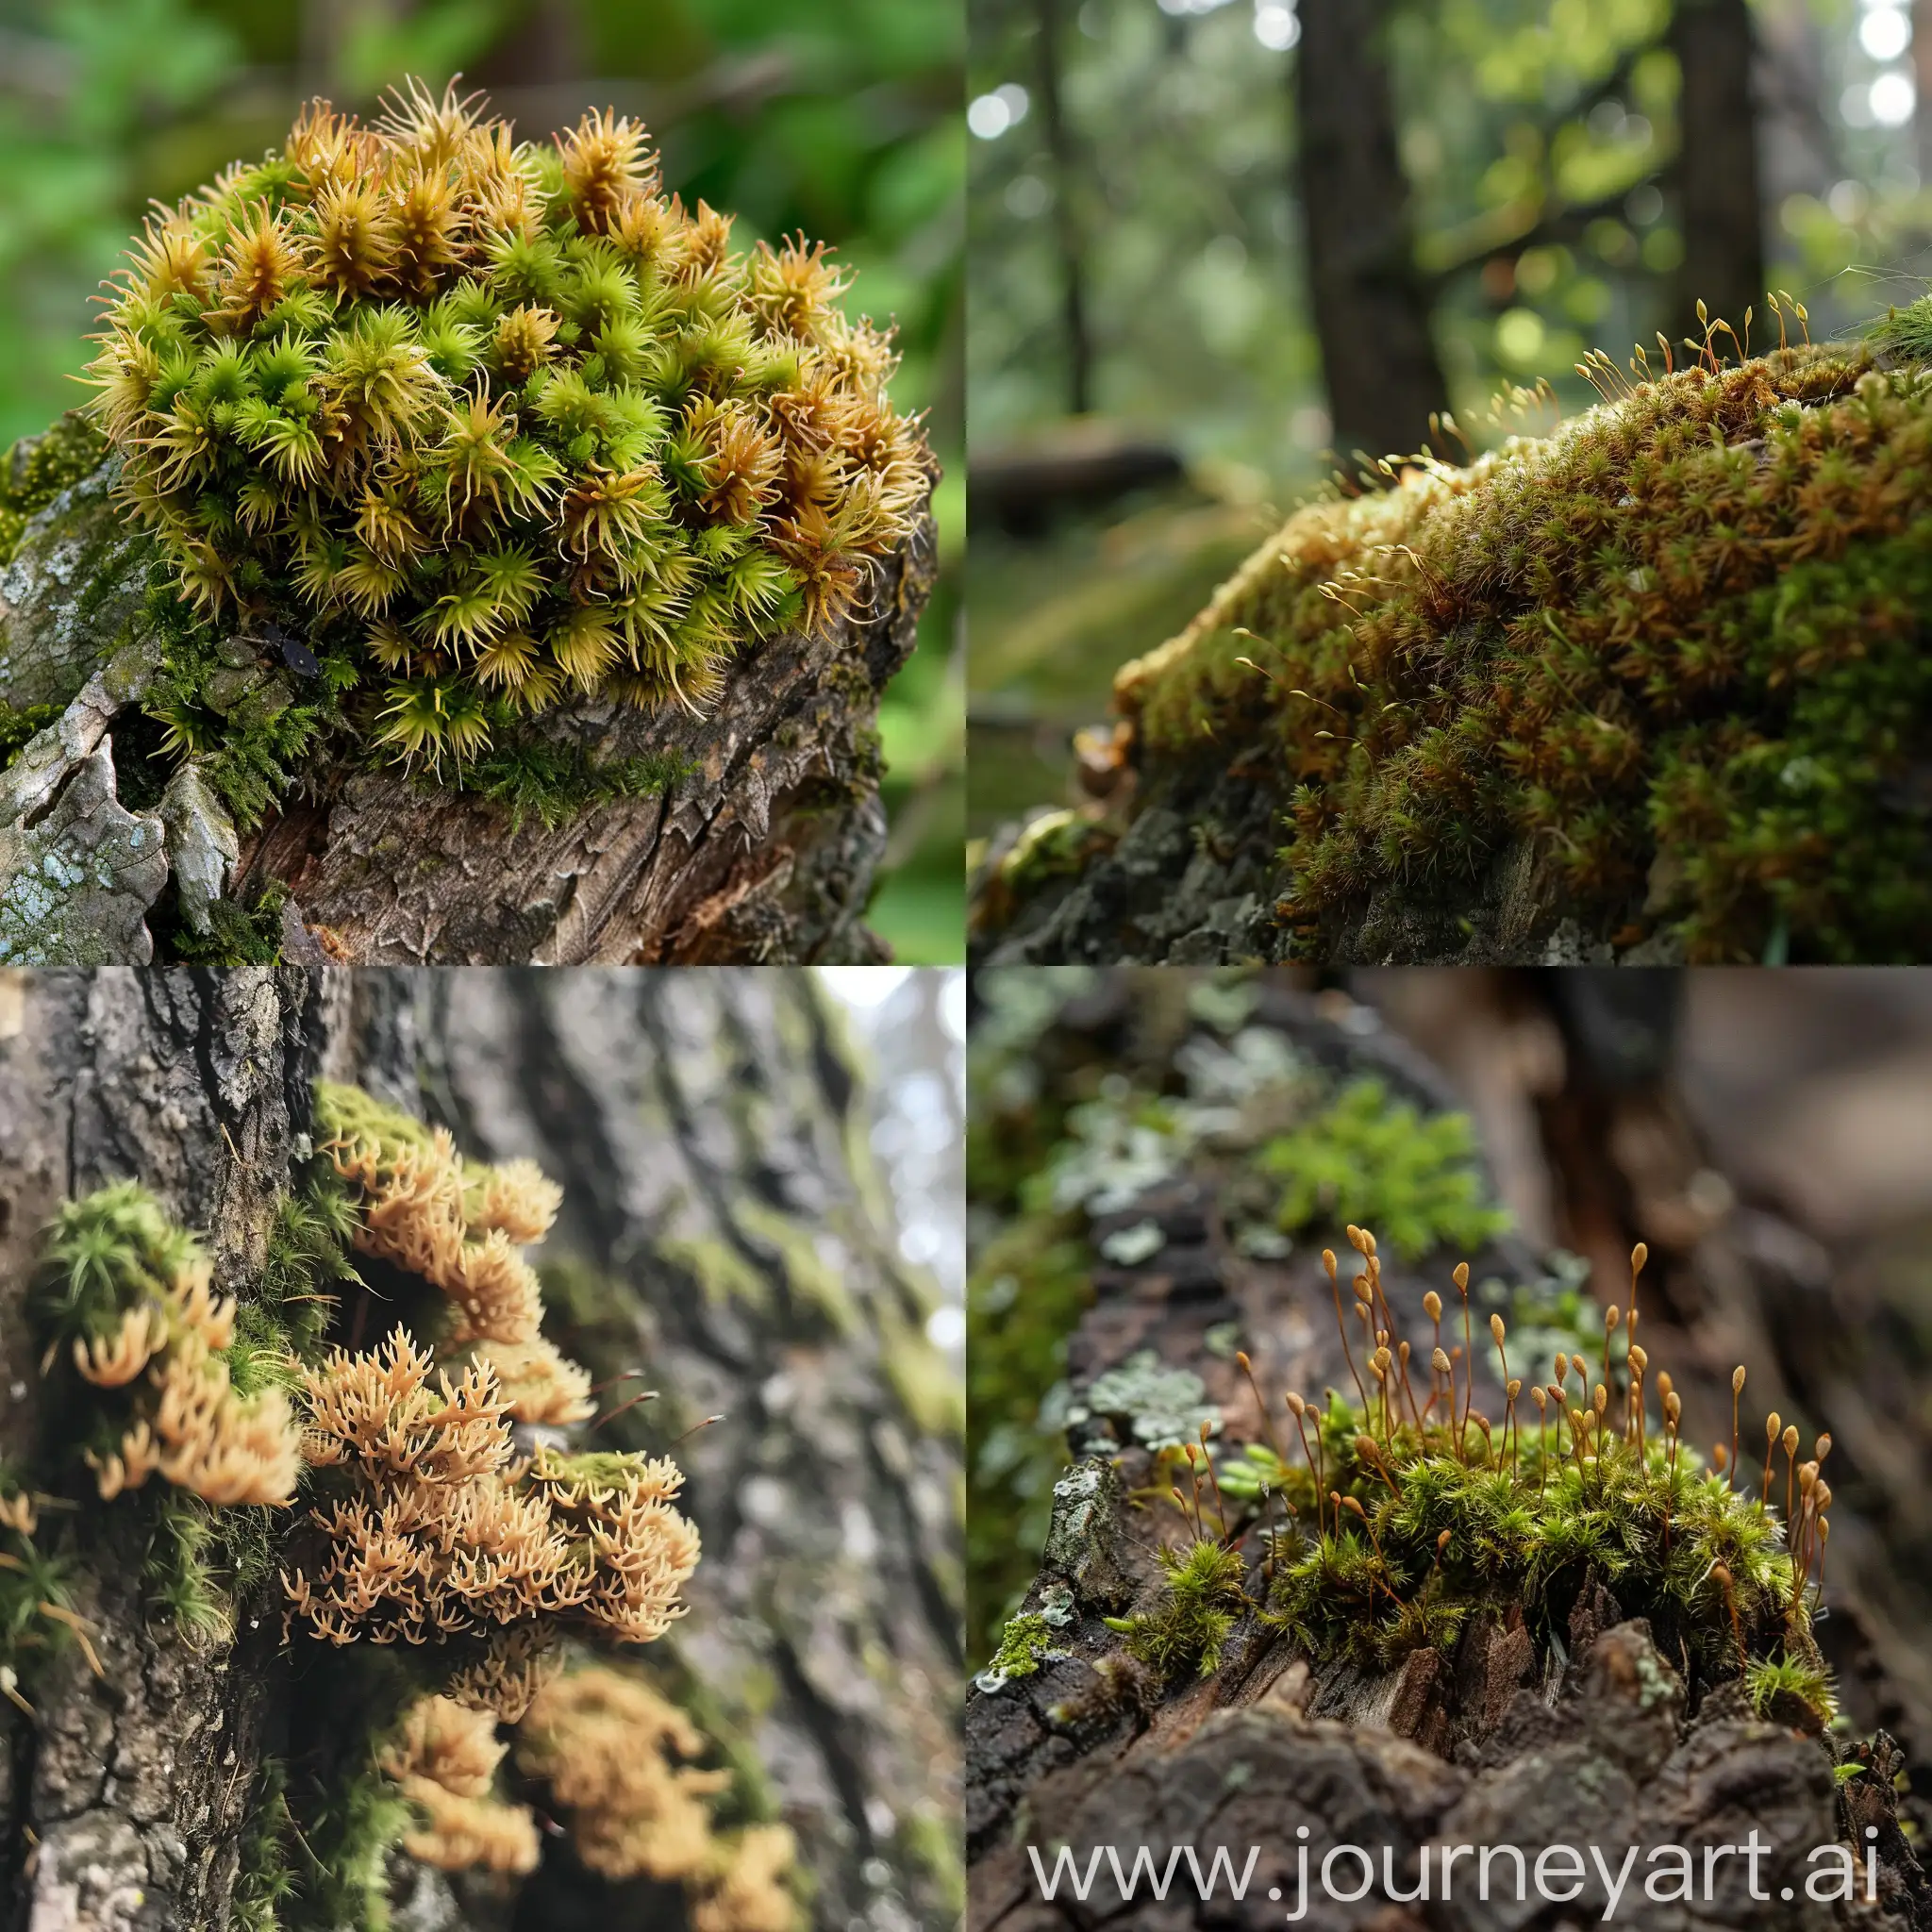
{"left": 82, "top": 80, "right": 933, "bottom": 775}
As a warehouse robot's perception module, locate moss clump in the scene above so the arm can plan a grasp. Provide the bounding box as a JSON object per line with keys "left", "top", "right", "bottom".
{"left": 1105, "top": 1538, "right": 1246, "bottom": 1678}
{"left": 83, "top": 79, "right": 930, "bottom": 783}
{"left": 1259, "top": 1075, "right": 1510, "bottom": 1260}
{"left": 0, "top": 412, "right": 109, "bottom": 564}
{"left": 1126, "top": 1226, "right": 1840, "bottom": 1736}
{"left": 1116, "top": 337, "right": 1932, "bottom": 961}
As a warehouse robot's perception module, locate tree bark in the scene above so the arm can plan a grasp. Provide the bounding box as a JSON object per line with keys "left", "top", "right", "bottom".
{"left": 0, "top": 445, "right": 937, "bottom": 966}
{"left": 1294, "top": 0, "right": 1451, "bottom": 465}
{"left": 1671, "top": 0, "right": 1766, "bottom": 343}
{"left": 964, "top": 974, "right": 1932, "bottom": 1930}
{"left": 1, "top": 967, "right": 963, "bottom": 1930}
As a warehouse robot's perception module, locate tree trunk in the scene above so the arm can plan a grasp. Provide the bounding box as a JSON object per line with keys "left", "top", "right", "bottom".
{"left": 1029, "top": 0, "right": 1095, "bottom": 419}
{"left": 1293, "top": 0, "right": 1451, "bottom": 465}
{"left": 1671, "top": 0, "right": 1766, "bottom": 343}
{"left": 0, "top": 444, "right": 936, "bottom": 966}
{"left": 1, "top": 967, "right": 963, "bottom": 1930}
{"left": 964, "top": 974, "right": 1932, "bottom": 1930}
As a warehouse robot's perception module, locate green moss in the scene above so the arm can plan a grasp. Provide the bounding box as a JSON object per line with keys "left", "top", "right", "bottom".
{"left": 977, "top": 1610, "right": 1056, "bottom": 1689}
{"left": 966, "top": 1219, "right": 1093, "bottom": 1669}
{"left": 0, "top": 413, "right": 109, "bottom": 564}
{"left": 1113, "top": 342, "right": 1932, "bottom": 961}
{"left": 1254, "top": 1394, "right": 1813, "bottom": 1690}
{"left": 83, "top": 87, "right": 927, "bottom": 786}
{"left": 1258, "top": 1076, "right": 1511, "bottom": 1259}
{"left": 161, "top": 881, "right": 291, "bottom": 965}
{"left": 1105, "top": 1538, "right": 1247, "bottom": 1678}
{"left": 234, "top": 1758, "right": 299, "bottom": 1932}
{"left": 462, "top": 739, "right": 696, "bottom": 832}
{"left": 258, "top": 1174, "right": 362, "bottom": 1364}
{"left": 0, "top": 701, "right": 62, "bottom": 769}
{"left": 1746, "top": 1651, "right": 1839, "bottom": 1728}
{"left": 32, "top": 1178, "right": 207, "bottom": 1351}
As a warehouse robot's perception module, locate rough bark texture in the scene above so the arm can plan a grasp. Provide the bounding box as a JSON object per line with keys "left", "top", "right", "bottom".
{"left": 1, "top": 968, "right": 963, "bottom": 1931}
{"left": 1294, "top": 0, "right": 1451, "bottom": 465}
{"left": 0, "top": 450, "right": 937, "bottom": 966}
{"left": 965, "top": 976, "right": 1931, "bottom": 1930}
{"left": 974, "top": 781, "right": 1671, "bottom": 969}
{"left": 1671, "top": 0, "right": 1766, "bottom": 344}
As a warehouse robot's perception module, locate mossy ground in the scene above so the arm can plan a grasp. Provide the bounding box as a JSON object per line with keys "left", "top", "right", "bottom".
{"left": 1110, "top": 332, "right": 1932, "bottom": 962}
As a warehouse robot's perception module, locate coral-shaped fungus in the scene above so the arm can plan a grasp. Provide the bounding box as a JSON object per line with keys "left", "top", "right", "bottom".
{"left": 1115, "top": 1228, "right": 1840, "bottom": 1729}
{"left": 34, "top": 1183, "right": 301, "bottom": 1507}
{"left": 316, "top": 1079, "right": 591, "bottom": 1424}
{"left": 283, "top": 1325, "right": 697, "bottom": 1647}
{"left": 517, "top": 1663, "right": 798, "bottom": 1930}
{"left": 380, "top": 1692, "right": 540, "bottom": 1874}
{"left": 83, "top": 79, "right": 932, "bottom": 771}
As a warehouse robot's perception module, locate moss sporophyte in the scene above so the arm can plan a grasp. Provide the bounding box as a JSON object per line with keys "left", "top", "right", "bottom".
{"left": 1074, "top": 1228, "right": 1840, "bottom": 1732}
{"left": 5, "top": 1086, "right": 799, "bottom": 1928}
{"left": 995, "top": 295, "right": 1932, "bottom": 961}
{"left": 52, "top": 78, "right": 929, "bottom": 791}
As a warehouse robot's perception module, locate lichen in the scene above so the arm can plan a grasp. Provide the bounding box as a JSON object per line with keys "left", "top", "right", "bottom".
{"left": 974, "top": 1611, "right": 1058, "bottom": 1692}
{"left": 1102, "top": 335, "right": 1932, "bottom": 962}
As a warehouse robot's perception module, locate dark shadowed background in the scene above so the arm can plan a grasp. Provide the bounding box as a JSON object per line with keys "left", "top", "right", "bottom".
{"left": 0, "top": 0, "right": 964, "bottom": 959}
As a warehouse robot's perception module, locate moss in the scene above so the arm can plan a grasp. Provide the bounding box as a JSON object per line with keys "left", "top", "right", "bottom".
{"left": 1259, "top": 1076, "right": 1511, "bottom": 1260}
{"left": 1105, "top": 1538, "right": 1246, "bottom": 1678}
{"left": 159, "top": 880, "right": 291, "bottom": 965}
{"left": 460, "top": 739, "right": 697, "bottom": 832}
{"left": 0, "top": 701, "right": 62, "bottom": 770}
{"left": 966, "top": 1219, "right": 1092, "bottom": 1668}
{"left": 82, "top": 84, "right": 929, "bottom": 788}
{"left": 0, "top": 413, "right": 109, "bottom": 564}
{"left": 1110, "top": 340, "right": 1932, "bottom": 961}
{"left": 233, "top": 1758, "right": 299, "bottom": 1932}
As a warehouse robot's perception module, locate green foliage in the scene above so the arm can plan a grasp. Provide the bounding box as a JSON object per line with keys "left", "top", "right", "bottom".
{"left": 85, "top": 84, "right": 930, "bottom": 785}
{"left": 1258, "top": 1076, "right": 1511, "bottom": 1259}
{"left": 1106, "top": 1537, "right": 1246, "bottom": 1678}
{"left": 978, "top": 1610, "right": 1055, "bottom": 1687}
{"left": 163, "top": 880, "right": 291, "bottom": 964}
{"left": 0, "top": 1466, "right": 79, "bottom": 1690}
{"left": 291, "top": 1752, "right": 412, "bottom": 1932}
{"left": 1745, "top": 1651, "right": 1838, "bottom": 1726}
{"left": 33, "top": 1177, "right": 204, "bottom": 1347}
{"left": 1119, "top": 347, "right": 1932, "bottom": 961}
{"left": 0, "top": 700, "right": 62, "bottom": 770}
{"left": 258, "top": 1176, "right": 363, "bottom": 1362}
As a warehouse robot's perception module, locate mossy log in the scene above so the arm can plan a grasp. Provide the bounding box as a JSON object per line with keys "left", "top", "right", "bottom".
{"left": 1, "top": 968, "right": 962, "bottom": 1930}
{"left": 0, "top": 438, "right": 935, "bottom": 966}
{"left": 966, "top": 979, "right": 1932, "bottom": 1929}
{"left": 975, "top": 343, "right": 1932, "bottom": 967}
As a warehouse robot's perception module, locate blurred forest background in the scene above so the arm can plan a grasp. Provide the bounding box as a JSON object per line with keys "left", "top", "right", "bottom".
{"left": 966, "top": 0, "right": 1932, "bottom": 843}
{"left": 0, "top": 0, "right": 963, "bottom": 960}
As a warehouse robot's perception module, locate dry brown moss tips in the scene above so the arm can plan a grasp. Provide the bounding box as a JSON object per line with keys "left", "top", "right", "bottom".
{"left": 83, "top": 79, "right": 932, "bottom": 773}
